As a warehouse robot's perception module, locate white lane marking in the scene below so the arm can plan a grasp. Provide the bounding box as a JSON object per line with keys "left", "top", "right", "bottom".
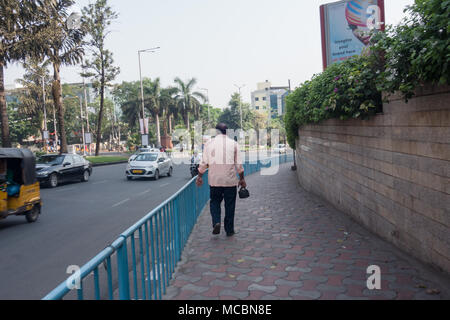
{"left": 55, "top": 187, "right": 76, "bottom": 193}
{"left": 160, "top": 183, "right": 170, "bottom": 187}
{"left": 93, "top": 180, "right": 108, "bottom": 185}
{"left": 112, "top": 198, "right": 130, "bottom": 208}
{"left": 137, "top": 189, "right": 152, "bottom": 196}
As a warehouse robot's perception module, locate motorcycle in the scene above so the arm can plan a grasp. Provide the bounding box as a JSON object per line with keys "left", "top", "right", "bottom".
{"left": 190, "top": 156, "right": 199, "bottom": 178}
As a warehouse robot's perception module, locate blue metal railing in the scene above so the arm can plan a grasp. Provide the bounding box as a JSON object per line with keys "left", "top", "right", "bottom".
{"left": 43, "top": 153, "right": 293, "bottom": 300}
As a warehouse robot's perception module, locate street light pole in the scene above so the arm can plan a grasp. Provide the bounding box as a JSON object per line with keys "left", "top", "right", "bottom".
{"left": 40, "top": 75, "right": 49, "bottom": 153}
{"left": 64, "top": 95, "right": 86, "bottom": 155}
{"left": 138, "top": 47, "right": 160, "bottom": 140}
{"left": 52, "top": 103, "right": 58, "bottom": 152}
{"left": 21, "top": 62, "right": 57, "bottom": 152}
{"left": 234, "top": 84, "right": 246, "bottom": 129}
{"left": 83, "top": 80, "right": 91, "bottom": 155}
{"left": 138, "top": 50, "right": 145, "bottom": 122}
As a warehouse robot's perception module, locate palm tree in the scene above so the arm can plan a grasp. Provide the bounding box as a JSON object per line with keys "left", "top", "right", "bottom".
{"left": 144, "top": 78, "right": 163, "bottom": 146}
{"left": 118, "top": 78, "right": 162, "bottom": 145}
{"left": 121, "top": 98, "right": 140, "bottom": 131}
{"left": 120, "top": 79, "right": 178, "bottom": 147}
{"left": 173, "top": 77, "right": 206, "bottom": 131}
{"left": 159, "top": 87, "right": 179, "bottom": 137}
{"left": 36, "top": 0, "right": 85, "bottom": 153}
{"left": 115, "top": 80, "right": 141, "bottom": 131}
{"left": 0, "top": 0, "right": 48, "bottom": 147}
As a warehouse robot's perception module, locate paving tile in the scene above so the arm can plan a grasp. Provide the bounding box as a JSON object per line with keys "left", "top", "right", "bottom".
{"left": 219, "top": 289, "right": 249, "bottom": 299}
{"left": 289, "top": 288, "right": 322, "bottom": 299}
{"left": 161, "top": 163, "right": 450, "bottom": 301}
{"left": 236, "top": 275, "right": 264, "bottom": 282}
{"left": 180, "top": 284, "right": 209, "bottom": 294}
{"left": 274, "top": 279, "right": 303, "bottom": 288}
{"left": 248, "top": 284, "right": 277, "bottom": 293}
{"left": 209, "top": 279, "right": 237, "bottom": 288}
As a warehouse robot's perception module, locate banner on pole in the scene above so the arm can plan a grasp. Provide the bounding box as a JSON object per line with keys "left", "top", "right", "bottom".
{"left": 139, "top": 118, "right": 149, "bottom": 135}
{"left": 141, "top": 134, "right": 149, "bottom": 147}
{"left": 85, "top": 133, "right": 92, "bottom": 144}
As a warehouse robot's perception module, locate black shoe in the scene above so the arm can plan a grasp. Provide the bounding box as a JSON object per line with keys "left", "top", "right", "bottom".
{"left": 212, "top": 223, "right": 221, "bottom": 235}
{"left": 226, "top": 231, "right": 236, "bottom": 237}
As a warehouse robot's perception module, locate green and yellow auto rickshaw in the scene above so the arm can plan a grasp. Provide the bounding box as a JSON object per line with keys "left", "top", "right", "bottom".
{"left": 0, "top": 148, "right": 42, "bottom": 223}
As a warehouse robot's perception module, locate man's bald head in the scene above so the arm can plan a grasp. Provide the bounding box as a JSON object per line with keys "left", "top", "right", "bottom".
{"left": 216, "top": 123, "right": 228, "bottom": 135}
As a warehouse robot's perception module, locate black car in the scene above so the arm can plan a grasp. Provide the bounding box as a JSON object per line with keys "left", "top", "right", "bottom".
{"left": 36, "top": 154, "right": 93, "bottom": 188}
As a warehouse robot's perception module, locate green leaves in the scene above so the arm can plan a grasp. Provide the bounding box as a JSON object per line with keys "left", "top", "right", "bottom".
{"left": 373, "top": 0, "right": 449, "bottom": 98}
{"left": 285, "top": 54, "right": 382, "bottom": 149}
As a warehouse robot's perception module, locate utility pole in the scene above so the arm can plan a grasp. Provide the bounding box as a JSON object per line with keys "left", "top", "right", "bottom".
{"left": 234, "top": 84, "right": 246, "bottom": 129}
{"left": 41, "top": 75, "right": 48, "bottom": 153}
{"left": 83, "top": 80, "right": 91, "bottom": 155}
{"left": 64, "top": 95, "right": 86, "bottom": 155}
{"left": 79, "top": 97, "right": 86, "bottom": 156}
{"left": 288, "top": 79, "right": 297, "bottom": 171}
{"left": 52, "top": 103, "right": 58, "bottom": 152}
{"left": 138, "top": 47, "right": 160, "bottom": 146}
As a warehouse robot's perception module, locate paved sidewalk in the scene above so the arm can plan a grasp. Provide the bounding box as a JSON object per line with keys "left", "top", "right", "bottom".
{"left": 163, "top": 163, "right": 450, "bottom": 300}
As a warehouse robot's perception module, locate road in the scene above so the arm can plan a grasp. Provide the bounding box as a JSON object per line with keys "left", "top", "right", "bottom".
{"left": 0, "top": 161, "right": 190, "bottom": 300}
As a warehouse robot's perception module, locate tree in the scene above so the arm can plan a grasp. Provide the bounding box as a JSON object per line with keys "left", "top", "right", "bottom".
{"left": 81, "top": 0, "right": 120, "bottom": 156}
{"left": 173, "top": 77, "right": 206, "bottom": 131}
{"left": 60, "top": 84, "right": 87, "bottom": 146}
{"left": 143, "top": 78, "right": 163, "bottom": 146}
{"left": 114, "top": 80, "right": 141, "bottom": 131}
{"left": 16, "top": 59, "right": 53, "bottom": 137}
{"left": 200, "top": 104, "right": 222, "bottom": 131}
{"left": 268, "top": 116, "right": 287, "bottom": 145}
{"left": 116, "top": 79, "right": 179, "bottom": 146}
{"left": 88, "top": 96, "right": 116, "bottom": 150}
{"left": 116, "top": 79, "right": 155, "bottom": 139}
{"left": 159, "top": 87, "right": 179, "bottom": 137}
{"left": 0, "top": 0, "right": 48, "bottom": 147}
{"left": 35, "top": 0, "right": 85, "bottom": 154}
{"left": 219, "top": 93, "right": 255, "bottom": 131}
{"left": 4, "top": 102, "right": 39, "bottom": 146}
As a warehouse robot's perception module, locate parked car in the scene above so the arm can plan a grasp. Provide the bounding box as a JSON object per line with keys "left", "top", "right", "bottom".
{"left": 274, "top": 144, "right": 287, "bottom": 154}
{"left": 36, "top": 154, "right": 93, "bottom": 188}
{"left": 126, "top": 152, "right": 173, "bottom": 181}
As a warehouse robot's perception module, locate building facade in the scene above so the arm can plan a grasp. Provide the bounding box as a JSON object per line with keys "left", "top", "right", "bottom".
{"left": 251, "top": 80, "right": 289, "bottom": 119}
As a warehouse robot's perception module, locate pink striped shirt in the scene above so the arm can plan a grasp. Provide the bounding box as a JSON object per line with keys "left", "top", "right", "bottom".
{"left": 198, "top": 134, "right": 244, "bottom": 187}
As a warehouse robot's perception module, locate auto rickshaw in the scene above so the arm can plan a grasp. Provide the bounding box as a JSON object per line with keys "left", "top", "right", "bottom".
{"left": 0, "top": 148, "right": 42, "bottom": 223}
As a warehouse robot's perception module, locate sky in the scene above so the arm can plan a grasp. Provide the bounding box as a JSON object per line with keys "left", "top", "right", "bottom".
{"left": 4, "top": 0, "right": 414, "bottom": 109}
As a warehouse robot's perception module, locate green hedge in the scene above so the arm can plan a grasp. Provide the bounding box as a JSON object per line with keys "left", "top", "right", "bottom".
{"left": 285, "top": 54, "right": 382, "bottom": 148}
{"left": 372, "top": 0, "right": 450, "bottom": 99}
{"left": 285, "top": 0, "right": 449, "bottom": 149}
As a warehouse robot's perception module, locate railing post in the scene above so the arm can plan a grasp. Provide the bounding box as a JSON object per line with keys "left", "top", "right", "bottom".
{"left": 116, "top": 237, "right": 130, "bottom": 300}
{"left": 174, "top": 197, "right": 181, "bottom": 262}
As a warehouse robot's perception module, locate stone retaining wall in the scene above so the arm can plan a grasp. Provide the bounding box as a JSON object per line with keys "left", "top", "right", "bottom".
{"left": 295, "top": 85, "right": 450, "bottom": 274}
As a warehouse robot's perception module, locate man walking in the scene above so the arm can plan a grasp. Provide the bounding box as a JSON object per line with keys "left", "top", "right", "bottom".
{"left": 196, "top": 123, "right": 246, "bottom": 237}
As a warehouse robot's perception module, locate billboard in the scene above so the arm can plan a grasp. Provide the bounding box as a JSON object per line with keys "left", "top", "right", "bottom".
{"left": 320, "top": 0, "right": 385, "bottom": 69}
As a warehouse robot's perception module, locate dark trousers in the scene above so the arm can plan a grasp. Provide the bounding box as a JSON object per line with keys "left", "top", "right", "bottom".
{"left": 210, "top": 186, "right": 237, "bottom": 234}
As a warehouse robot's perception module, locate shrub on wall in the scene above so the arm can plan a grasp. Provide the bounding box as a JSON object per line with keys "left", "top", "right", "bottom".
{"left": 372, "top": 0, "right": 450, "bottom": 99}
{"left": 285, "top": 54, "right": 382, "bottom": 149}
{"left": 285, "top": 0, "right": 450, "bottom": 149}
